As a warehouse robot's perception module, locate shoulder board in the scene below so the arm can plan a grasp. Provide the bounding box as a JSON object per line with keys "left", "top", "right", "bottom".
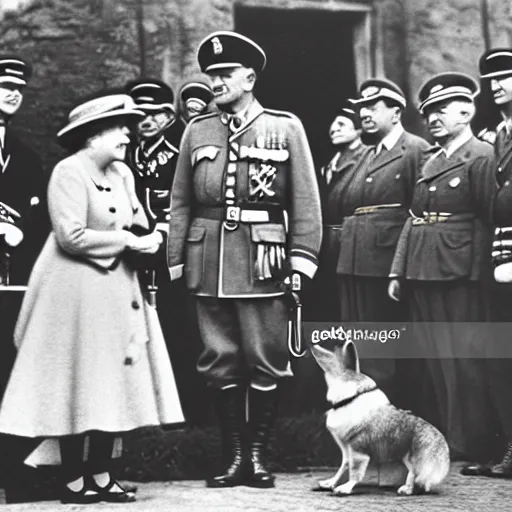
{"left": 188, "top": 111, "right": 218, "bottom": 126}
{"left": 263, "top": 108, "right": 298, "bottom": 120}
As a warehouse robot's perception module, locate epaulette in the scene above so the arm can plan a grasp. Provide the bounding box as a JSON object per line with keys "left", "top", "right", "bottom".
{"left": 263, "top": 108, "right": 298, "bottom": 120}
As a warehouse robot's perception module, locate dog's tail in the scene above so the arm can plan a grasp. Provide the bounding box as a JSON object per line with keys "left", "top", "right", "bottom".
{"left": 412, "top": 435, "right": 450, "bottom": 490}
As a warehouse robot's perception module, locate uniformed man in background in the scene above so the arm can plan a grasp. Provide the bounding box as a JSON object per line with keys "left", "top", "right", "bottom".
{"left": 314, "top": 102, "right": 365, "bottom": 320}
{"left": 167, "top": 31, "right": 322, "bottom": 488}
{"left": 0, "top": 56, "right": 49, "bottom": 398}
{"left": 388, "top": 72, "right": 496, "bottom": 463}
{"left": 0, "top": 55, "right": 50, "bottom": 500}
{"left": 335, "top": 79, "right": 430, "bottom": 403}
{"left": 177, "top": 77, "right": 214, "bottom": 125}
{"left": 125, "top": 79, "right": 204, "bottom": 425}
{"left": 461, "top": 48, "right": 512, "bottom": 478}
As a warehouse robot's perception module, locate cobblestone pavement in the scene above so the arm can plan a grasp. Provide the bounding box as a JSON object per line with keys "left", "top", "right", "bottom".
{"left": 0, "top": 463, "right": 510, "bottom": 512}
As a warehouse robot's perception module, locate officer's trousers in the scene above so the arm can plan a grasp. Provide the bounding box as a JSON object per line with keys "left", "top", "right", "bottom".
{"left": 337, "top": 274, "right": 403, "bottom": 403}
{"left": 408, "top": 279, "right": 497, "bottom": 461}
{"left": 195, "top": 296, "right": 292, "bottom": 389}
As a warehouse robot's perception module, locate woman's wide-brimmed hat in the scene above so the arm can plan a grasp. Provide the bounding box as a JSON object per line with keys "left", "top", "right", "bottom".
{"left": 57, "top": 94, "right": 144, "bottom": 140}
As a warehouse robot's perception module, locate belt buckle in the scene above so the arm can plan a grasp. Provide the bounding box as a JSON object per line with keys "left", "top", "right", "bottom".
{"left": 224, "top": 206, "right": 240, "bottom": 231}
{"left": 412, "top": 217, "right": 425, "bottom": 226}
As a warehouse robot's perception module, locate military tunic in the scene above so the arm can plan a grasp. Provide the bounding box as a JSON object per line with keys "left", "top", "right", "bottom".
{"left": 311, "top": 142, "right": 366, "bottom": 321}
{"left": 128, "top": 130, "right": 204, "bottom": 424}
{"left": 487, "top": 120, "right": 512, "bottom": 449}
{"left": 334, "top": 126, "right": 430, "bottom": 400}
{"left": 390, "top": 134, "right": 496, "bottom": 460}
{"left": 168, "top": 99, "right": 322, "bottom": 388}
{"left": 0, "top": 131, "right": 49, "bottom": 401}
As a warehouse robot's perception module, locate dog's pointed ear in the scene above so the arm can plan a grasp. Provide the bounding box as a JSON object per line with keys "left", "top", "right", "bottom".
{"left": 311, "top": 342, "right": 339, "bottom": 374}
{"left": 341, "top": 340, "right": 360, "bottom": 373}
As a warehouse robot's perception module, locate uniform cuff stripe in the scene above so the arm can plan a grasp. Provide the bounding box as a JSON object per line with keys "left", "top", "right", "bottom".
{"left": 290, "top": 247, "right": 318, "bottom": 265}
{"left": 290, "top": 256, "right": 317, "bottom": 279}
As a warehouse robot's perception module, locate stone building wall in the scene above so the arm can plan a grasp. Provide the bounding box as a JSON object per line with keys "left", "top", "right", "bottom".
{"left": 1, "top": 0, "right": 511, "bottom": 168}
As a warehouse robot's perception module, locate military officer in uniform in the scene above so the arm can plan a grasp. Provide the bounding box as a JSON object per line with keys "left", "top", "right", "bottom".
{"left": 461, "top": 49, "right": 512, "bottom": 478}
{"left": 125, "top": 79, "right": 203, "bottom": 424}
{"left": 167, "top": 31, "right": 322, "bottom": 488}
{"left": 0, "top": 56, "right": 49, "bottom": 398}
{"left": 315, "top": 103, "right": 365, "bottom": 320}
{"left": 388, "top": 72, "right": 496, "bottom": 462}
{"left": 126, "top": 78, "right": 179, "bottom": 227}
{"left": 0, "top": 55, "right": 49, "bottom": 497}
{"left": 335, "top": 79, "right": 430, "bottom": 402}
{"left": 168, "top": 77, "right": 215, "bottom": 154}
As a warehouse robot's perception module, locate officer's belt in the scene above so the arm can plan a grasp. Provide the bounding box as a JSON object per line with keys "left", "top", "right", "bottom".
{"left": 411, "top": 212, "right": 476, "bottom": 226}
{"left": 354, "top": 204, "right": 402, "bottom": 215}
{"left": 195, "top": 203, "right": 285, "bottom": 224}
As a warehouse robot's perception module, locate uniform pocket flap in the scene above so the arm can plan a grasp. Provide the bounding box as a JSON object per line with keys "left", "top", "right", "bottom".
{"left": 250, "top": 223, "right": 286, "bottom": 244}
{"left": 187, "top": 226, "right": 206, "bottom": 242}
{"left": 192, "top": 146, "right": 221, "bottom": 165}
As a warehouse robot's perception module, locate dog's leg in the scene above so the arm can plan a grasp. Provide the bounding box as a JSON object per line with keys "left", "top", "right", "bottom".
{"left": 317, "top": 441, "right": 348, "bottom": 490}
{"left": 332, "top": 448, "right": 370, "bottom": 496}
{"left": 397, "top": 453, "right": 416, "bottom": 496}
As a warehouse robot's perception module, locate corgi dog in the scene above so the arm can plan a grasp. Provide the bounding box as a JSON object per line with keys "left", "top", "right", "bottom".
{"left": 311, "top": 341, "right": 450, "bottom": 496}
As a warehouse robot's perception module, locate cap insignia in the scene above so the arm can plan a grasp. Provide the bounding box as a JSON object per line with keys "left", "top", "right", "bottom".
{"left": 211, "top": 37, "right": 223, "bottom": 55}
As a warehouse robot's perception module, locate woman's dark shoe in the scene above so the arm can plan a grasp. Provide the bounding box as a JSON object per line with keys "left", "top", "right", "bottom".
{"left": 60, "top": 483, "right": 101, "bottom": 504}
{"left": 460, "top": 462, "right": 491, "bottom": 476}
{"left": 91, "top": 477, "right": 136, "bottom": 503}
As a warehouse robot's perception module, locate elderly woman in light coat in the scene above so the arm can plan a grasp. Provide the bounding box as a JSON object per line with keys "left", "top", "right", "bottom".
{"left": 0, "top": 92, "right": 184, "bottom": 504}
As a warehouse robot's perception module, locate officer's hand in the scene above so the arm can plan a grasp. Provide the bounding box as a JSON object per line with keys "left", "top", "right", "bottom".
{"left": 388, "top": 279, "right": 400, "bottom": 302}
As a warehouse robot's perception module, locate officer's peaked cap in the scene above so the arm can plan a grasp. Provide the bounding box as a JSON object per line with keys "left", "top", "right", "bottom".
{"left": 479, "top": 48, "right": 512, "bottom": 79}
{"left": 350, "top": 78, "right": 406, "bottom": 109}
{"left": 180, "top": 81, "right": 214, "bottom": 105}
{"left": 336, "top": 102, "right": 359, "bottom": 124}
{"left": 126, "top": 78, "right": 175, "bottom": 113}
{"left": 197, "top": 31, "right": 266, "bottom": 74}
{"left": 0, "top": 55, "right": 32, "bottom": 86}
{"left": 418, "top": 72, "right": 479, "bottom": 114}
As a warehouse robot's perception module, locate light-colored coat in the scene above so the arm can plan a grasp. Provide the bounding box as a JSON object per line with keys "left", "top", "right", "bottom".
{"left": 0, "top": 153, "right": 184, "bottom": 439}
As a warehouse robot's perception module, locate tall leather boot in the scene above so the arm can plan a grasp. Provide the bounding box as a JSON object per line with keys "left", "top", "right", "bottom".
{"left": 207, "top": 385, "right": 250, "bottom": 488}
{"left": 247, "top": 386, "right": 278, "bottom": 488}
{"left": 488, "top": 441, "right": 512, "bottom": 478}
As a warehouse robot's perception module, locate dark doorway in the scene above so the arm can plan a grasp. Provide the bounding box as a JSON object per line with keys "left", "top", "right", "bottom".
{"left": 236, "top": 6, "right": 360, "bottom": 416}
{"left": 235, "top": 6, "right": 359, "bottom": 168}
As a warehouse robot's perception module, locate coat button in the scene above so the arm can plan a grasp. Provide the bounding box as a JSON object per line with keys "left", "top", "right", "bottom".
{"left": 429, "top": 186, "right": 436, "bottom": 192}
{"left": 366, "top": 177, "right": 373, "bottom": 183}
{"left": 505, "top": 181, "right": 510, "bottom": 187}
{"left": 109, "top": 207, "right": 116, "bottom": 213}
{"left": 498, "top": 167, "right": 503, "bottom": 173}
{"left": 131, "top": 301, "right": 140, "bottom": 310}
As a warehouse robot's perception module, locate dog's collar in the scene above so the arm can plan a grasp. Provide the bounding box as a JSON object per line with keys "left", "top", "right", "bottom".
{"left": 328, "top": 386, "right": 378, "bottom": 411}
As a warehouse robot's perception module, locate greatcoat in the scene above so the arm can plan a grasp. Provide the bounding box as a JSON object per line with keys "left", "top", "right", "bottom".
{"left": 0, "top": 153, "right": 184, "bottom": 439}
